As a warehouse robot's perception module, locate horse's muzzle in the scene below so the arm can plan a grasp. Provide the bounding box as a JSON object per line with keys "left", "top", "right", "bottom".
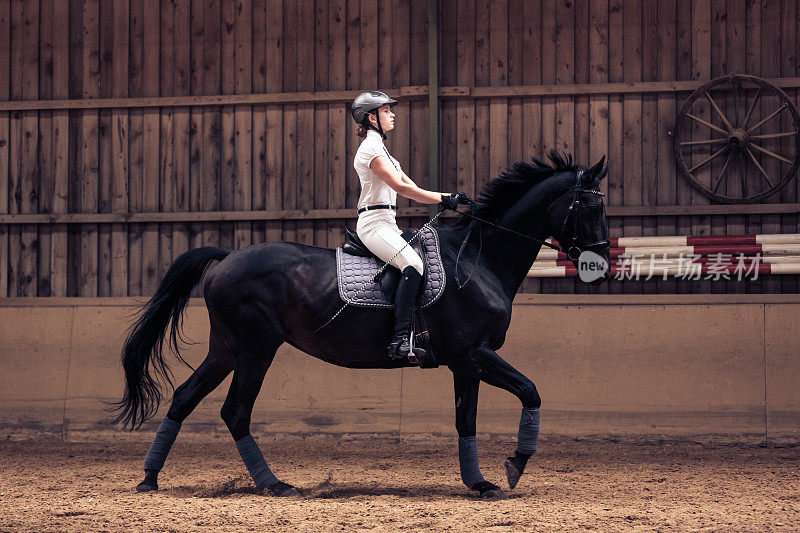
{"left": 586, "top": 241, "right": 611, "bottom": 285}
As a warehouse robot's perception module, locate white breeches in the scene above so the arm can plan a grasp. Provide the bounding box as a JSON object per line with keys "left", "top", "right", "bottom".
{"left": 356, "top": 211, "right": 424, "bottom": 275}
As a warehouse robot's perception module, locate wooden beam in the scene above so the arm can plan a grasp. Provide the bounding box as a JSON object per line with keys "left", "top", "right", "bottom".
{"left": 4, "top": 77, "right": 800, "bottom": 111}
{"left": 2, "top": 203, "right": 800, "bottom": 225}
{"left": 0, "top": 207, "right": 428, "bottom": 224}
{"left": 0, "top": 89, "right": 419, "bottom": 111}
{"left": 605, "top": 203, "right": 800, "bottom": 216}
{"left": 3, "top": 293, "right": 800, "bottom": 307}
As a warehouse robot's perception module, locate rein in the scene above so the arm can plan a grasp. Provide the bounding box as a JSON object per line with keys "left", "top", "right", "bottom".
{"left": 452, "top": 209, "right": 560, "bottom": 290}
{"left": 455, "top": 210, "right": 563, "bottom": 251}
{"left": 454, "top": 220, "right": 482, "bottom": 288}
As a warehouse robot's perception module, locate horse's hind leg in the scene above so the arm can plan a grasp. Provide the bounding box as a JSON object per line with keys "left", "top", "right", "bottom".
{"left": 136, "top": 334, "right": 233, "bottom": 492}
{"left": 219, "top": 341, "right": 298, "bottom": 497}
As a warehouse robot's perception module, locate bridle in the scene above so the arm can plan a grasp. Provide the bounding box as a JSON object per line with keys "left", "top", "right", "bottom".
{"left": 454, "top": 169, "right": 609, "bottom": 286}
{"left": 556, "top": 169, "right": 610, "bottom": 261}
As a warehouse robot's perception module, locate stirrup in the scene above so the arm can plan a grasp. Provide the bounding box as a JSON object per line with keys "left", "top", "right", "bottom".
{"left": 406, "top": 329, "right": 426, "bottom": 364}
{"left": 407, "top": 347, "right": 426, "bottom": 365}
{"left": 388, "top": 331, "right": 426, "bottom": 364}
{"left": 389, "top": 331, "right": 426, "bottom": 365}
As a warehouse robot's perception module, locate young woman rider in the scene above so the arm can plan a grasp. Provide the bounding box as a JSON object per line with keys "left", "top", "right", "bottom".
{"left": 350, "top": 90, "right": 472, "bottom": 360}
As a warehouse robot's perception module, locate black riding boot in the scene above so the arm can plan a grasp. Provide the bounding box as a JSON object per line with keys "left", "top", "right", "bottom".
{"left": 388, "top": 266, "right": 424, "bottom": 360}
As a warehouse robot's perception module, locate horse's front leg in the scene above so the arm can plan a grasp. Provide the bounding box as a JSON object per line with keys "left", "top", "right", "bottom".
{"left": 452, "top": 370, "right": 507, "bottom": 500}
{"left": 465, "top": 344, "right": 541, "bottom": 490}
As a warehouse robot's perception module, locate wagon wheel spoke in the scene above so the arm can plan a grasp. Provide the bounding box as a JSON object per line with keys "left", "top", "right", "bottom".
{"left": 749, "top": 131, "right": 797, "bottom": 140}
{"left": 734, "top": 81, "right": 741, "bottom": 125}
{"left": 745, "top": 146, "right": 775, "bottom": 188}
{"left": 679, "top": 138, "right": 727, "bottom": 146}
{"left": 741, "top": 87, "right": 761, "bottom": 129}
{"left": 712, "top": 151, "right": 734, "bottom": 193}
{"left": 688, "top": 145, "right": 728, "bottom": 174}
{"left": 747, "top": 103, "right": 787, "bottom": 134}
{"left": 705, "top": 91, "right": 734, "bottom": 131}
{"left": 686, "top": 113, "right": 729, "bottom": 136}
{"left": 738, "top": 150, "right": 748, "bottom": 197}
{"left": 748, "top": 141, "right": 793, "bottom": 164}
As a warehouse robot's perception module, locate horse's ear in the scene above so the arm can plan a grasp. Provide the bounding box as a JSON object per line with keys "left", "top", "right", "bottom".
{"left": 596, "top": 161, "right": 609, "bottom": 182}
{"left": 589, "top": 155, "right": 606, "bottom": 178}
{"left": 591, "top": 157, "right": 609, "bottom": 183}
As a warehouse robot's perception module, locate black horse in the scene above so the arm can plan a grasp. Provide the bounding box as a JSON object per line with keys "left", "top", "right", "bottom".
{"left": 114, "top": 151, "right": 610, "bottom": 500}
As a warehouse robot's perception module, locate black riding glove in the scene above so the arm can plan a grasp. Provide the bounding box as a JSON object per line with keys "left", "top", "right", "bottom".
{"left": 440, "top": 194, "right": 459, "bottom": 210}
{"left": 440, "top": 192, "right": 474, "bottom": 211}
{"left": 455, "top": 192, "right": 475, "bottom": 207}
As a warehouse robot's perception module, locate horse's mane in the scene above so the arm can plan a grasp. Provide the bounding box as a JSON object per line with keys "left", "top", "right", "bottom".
{"left": 465, "top": 150, "right": 578, "bottom": 222}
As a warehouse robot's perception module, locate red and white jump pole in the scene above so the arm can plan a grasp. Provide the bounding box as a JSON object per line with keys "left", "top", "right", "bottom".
{"left": 528, "top": 233, "right": 800, "bottom": 278}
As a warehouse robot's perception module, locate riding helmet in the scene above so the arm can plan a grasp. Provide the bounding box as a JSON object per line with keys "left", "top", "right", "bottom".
{"left": 351, "top": 90, "right": 398, "bottom": 124}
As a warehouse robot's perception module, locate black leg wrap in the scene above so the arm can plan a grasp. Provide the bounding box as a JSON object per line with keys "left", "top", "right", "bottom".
{"left": 504, "top": 407, "right": 539, "bottom": 489}
{"left": 137, "top": 417, "right": 181, "bottom": 492}
{"left": 458, "top": 436, "right": 485, "bottom": 488}
{"left": 143, "top": 417, "right": 181, "bottom": 472}
{"left": 236, "top": 435, "right": 279, "bottom": 490}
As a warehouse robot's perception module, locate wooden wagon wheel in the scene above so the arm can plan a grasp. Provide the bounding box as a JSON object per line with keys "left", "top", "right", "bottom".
{"left": 672, "top": 74, "right": 800, "bottom": 203}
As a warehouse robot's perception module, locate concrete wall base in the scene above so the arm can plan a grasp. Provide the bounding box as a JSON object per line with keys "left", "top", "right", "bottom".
{"left": 1, "top": 295, "right": 798, "bottom": 443}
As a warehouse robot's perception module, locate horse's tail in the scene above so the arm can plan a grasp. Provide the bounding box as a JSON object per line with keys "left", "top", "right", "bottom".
{"left": 111, "top": 247, "right": 231, "bottom": 429}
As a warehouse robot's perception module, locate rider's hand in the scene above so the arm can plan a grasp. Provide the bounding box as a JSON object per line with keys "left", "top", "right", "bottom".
{"left": 440, "top": 193, "right": 460, "bottom": 210}
{"left": 440, "top": 192, "right": 474, "bottom": 211}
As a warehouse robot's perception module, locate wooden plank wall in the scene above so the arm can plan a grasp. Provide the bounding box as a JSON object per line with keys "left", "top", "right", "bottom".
{"left": 0, "top": 0, "right": 798, "bottom": 297}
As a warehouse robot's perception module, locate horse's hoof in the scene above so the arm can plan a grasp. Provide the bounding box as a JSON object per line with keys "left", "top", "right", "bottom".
{"left": 481, "top": 487, "right": 508, "bottom": 500}
{"left": 136, "top": 482, "right": 158, "bottom": 493}
{"left": 266, "top": 481, "right": 301, "bottom": 498}
{"left": 504, "top": 457, "right": 523, "bottom": 489}
{"left": 472, "top": 481, "right": 508, "bottom": 501}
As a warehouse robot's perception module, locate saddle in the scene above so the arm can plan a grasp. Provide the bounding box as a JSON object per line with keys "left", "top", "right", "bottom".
{"left": 336, "top": 226, "right": 446, "bottom": 368}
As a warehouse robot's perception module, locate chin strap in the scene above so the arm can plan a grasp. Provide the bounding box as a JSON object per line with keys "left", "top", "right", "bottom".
{"left": 366, "top": 113, "right": 387, "bottom": 140}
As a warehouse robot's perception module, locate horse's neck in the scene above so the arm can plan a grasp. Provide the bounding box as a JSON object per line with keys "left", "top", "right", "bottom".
{"left": 481, "top": 231, "right": 545, "bottom": 300}
{"left": 480, "top": 178, "right": 567, "bottom": 299}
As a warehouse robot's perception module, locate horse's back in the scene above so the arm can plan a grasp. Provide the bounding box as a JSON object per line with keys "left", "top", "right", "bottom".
{"left": 201, "top": 241, "right": 334, "bottom": 302}
{"left": 208, "top": 241, "right": 332, "bottom": 275}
